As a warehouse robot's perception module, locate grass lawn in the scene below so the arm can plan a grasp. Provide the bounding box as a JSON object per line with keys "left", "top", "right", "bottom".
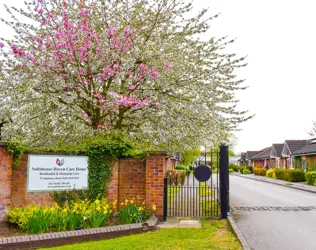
{"left": 42, "top": 219, "right": 241, "bottom": 250}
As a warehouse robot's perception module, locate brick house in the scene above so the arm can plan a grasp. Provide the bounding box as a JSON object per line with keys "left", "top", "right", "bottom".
{"left": 269, "top": 143, "right": 284, "bottom": 168}
{"left": 281, "top": 140, "right": 310, "bottom": 169}
{"left": 249, "top": 147, "right": 272, "bottom": 168}
{"left": 246, "top": 151, "right": 262, "bottom": 167}
{"left": 292, "top": 139, "right": 316, "bottom": 171}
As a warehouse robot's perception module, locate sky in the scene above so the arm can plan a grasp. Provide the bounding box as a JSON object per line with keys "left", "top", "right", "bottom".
{"left": 190, "top": 0, "right": 316, "bottom": 153}
{"left": 1, "top": 0, "right": 316, "bottom": 154}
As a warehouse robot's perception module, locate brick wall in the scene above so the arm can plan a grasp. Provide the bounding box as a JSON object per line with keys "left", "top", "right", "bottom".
{"left": 0, "top": 146, "right": 12, "bottom": 222}
{"left": 118, "top": 158, "right": 146, "bottom": 204}
{"left": 0, "top": 145, "right": 167, "bottom": 222}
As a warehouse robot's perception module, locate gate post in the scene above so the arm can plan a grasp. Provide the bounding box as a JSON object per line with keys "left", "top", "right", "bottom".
{"left": 219, "top": 142, "right": 229, "bottom": 219}
{"left": 163, "top": 178, "right": 168, "bottom": 221}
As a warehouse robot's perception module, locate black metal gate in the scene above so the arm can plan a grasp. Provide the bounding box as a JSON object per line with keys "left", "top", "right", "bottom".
{"left": 163, "top": 144, "right": 229, "bottom": 220}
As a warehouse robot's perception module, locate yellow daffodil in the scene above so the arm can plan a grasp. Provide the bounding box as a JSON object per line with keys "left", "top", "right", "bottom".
{"left": 152, "top": 204, "right": 156, "bottom": 211}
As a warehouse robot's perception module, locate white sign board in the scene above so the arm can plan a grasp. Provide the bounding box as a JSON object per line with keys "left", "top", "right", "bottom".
{"left": 27, "top": 155, "right": 88, "bottom": 192}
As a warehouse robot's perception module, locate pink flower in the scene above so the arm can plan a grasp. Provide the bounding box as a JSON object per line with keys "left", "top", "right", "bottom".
{"left": 97, "top": 124, "right": 106, "bottom": 129}
{"left": 156, "top": 102, "right": 161, "bottom": 107}
{"left": 56, "top": 32, "right": 62, "bottom": 39}
{"left": 107, "top": 26, "right": 117, "bottom": 37}
{"left": 139, "top": 63, "right": 147, "bottom": 72}
{"left": 149, "top": 68, "right": 159, "bottom": 79}
{"left": 63, "top": 83, "right": 70, "bottom": 88}
{"left": 165, "top": 61, "right": 173, "bottom": 69}
{"left": 129, "top": 85, "right": 136, "bottom": 90}
{"left": 38, "top": 9, "right": 44, "bottom": 15}
{"left": 0, "top": 43, "right": 4, "bottom": 48}
{"left": 11, "top": 46, "right": 25, "bottom": 56}
{"left": 123, "top": 27, "right": 134, "bottom": 36}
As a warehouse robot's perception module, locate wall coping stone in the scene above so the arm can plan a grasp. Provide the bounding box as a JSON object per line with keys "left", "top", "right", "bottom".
{"left": 0, "top": 216, "right": 158, "bottom": 249}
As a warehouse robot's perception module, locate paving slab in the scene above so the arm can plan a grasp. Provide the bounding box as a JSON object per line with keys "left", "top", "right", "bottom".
{"left": 178, "top": 220, "right": 201, "bottom": 228}
{"left": 158, "top": 219, "right": 201, "bottom": 229}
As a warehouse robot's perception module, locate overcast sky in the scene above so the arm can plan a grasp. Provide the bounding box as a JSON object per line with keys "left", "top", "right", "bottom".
{"left": 1, "top": 0, "right": 315, "bottom": 154}
{"left": 192, "top": 0, "right": 316, "bottom": 153}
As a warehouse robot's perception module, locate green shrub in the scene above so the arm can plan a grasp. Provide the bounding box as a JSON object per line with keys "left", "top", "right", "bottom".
{"left": 229, "top": 164, "right": 238, "bottom": 172}
{"left": 229, "top": 168, "right": 234, "bottom": 173}
{"left": 175, "top": 165, "right": 188, "bottom": 171}
{"left": 242, "top": 169, "right": 251, "bottom": 174}
{"left": 274, "top": 169, "right": 305, "bottom": 182}
{"left": 266, "top": 169, "right": 275, "bottom": 178}
{"left": 275, "top": 168, "right": 286, "bottom": 180}
{"left": 245, "top": 166, "right": 253, "bottom": 173}
{"left": 305, "top": 171, "right": 316, "bottom": 185}
{"left": 175, "top": 165, "right": 189, "bottom": 176}
{"left": 253, "top": 167, "right": 266, "bottom": 176}
{"left": 287, "top": 169, "right": 305, "bottom": 182}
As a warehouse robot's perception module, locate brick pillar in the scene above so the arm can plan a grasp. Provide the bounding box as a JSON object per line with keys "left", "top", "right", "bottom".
{"left": 145, "top": 154, "right": 166, "bottom": 221}
{"left": 0, "top": 146, "right": 12, "bottom": 222}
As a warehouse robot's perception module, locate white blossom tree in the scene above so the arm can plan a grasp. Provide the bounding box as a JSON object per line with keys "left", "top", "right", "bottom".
{"left": 0, "top": 0, "right": 251, "bottom": 151}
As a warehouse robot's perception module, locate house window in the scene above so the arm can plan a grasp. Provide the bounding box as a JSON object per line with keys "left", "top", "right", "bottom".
{"left": 276, "top": 158, "right": 280, "bottom": 168}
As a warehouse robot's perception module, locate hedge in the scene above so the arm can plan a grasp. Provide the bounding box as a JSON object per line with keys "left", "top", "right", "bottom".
{"left": 275, "top": 168, "right": 305, "bottom": 182}
{"left": 305, "top": 171, "right": 316, "bottom": 185}
{"left": 266, "top": 169, "right": 275, "bottom": 178}
{"left": 254, "top": 167, "right": 266, "bottom": 176}
{"left": 275, "top": 169, "right": 286, "bottom": 180}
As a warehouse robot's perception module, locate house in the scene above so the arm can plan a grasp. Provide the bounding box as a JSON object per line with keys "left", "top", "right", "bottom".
{"left": 238, "top": 153, "right": 247, "bottom": 166}
{"left": 249, "top": 147, "right": 272, "bottom": 168}
{"left": 246, "top": 151, "right": 261, "bottom": 167}
{"left": 269, "top": 143, "right": 284, "bottom": 168}
{"left": 280, "top": 140, "right": 310, "bottom": 169}
{"left": 292, "top": 139, "right": 316, "bottom": 171}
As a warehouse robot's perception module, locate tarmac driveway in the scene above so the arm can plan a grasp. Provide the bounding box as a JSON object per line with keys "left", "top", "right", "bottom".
{"left": 230, "top": 175, "right": 316, "bottom": 250}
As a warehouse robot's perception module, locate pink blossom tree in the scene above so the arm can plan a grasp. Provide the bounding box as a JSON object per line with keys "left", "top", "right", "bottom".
{"left": 0, "top": 0, "right": 249, "bottom": 150}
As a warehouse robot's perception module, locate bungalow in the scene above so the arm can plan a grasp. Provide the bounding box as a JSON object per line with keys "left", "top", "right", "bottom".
{"left": 249, "top": 147, "right": 272, "bottom": 168}
{"left": 269, "top": 143, "right": 284, "bottom": 168}
{"left": 238, "top": 153, "right": 247, "bottom": 166}
{"left": 280, "top": 140, "right": 310, "bottom": 169}
{"left": 246, "top": 151, "right": 261, "bottom": 167}
{"left": 292, "top": 139, "right": 316, "bottom": 171}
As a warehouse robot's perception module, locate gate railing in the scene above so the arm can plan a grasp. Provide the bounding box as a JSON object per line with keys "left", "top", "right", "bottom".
{"left": 163, "top": 144, "right": 229, "bottom": 221}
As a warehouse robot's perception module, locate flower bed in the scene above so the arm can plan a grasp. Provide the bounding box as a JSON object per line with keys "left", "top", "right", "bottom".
{"left": 7, "top": 197, "right": 155, "bottom": 235}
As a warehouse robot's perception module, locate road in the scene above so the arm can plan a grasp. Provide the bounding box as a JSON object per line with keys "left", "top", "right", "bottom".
{"left": 230, "top": 175, "right": 316, "bottom": 250}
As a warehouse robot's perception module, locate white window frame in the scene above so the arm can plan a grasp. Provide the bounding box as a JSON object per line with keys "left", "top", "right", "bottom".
{"left": 289, "top": 158, "right": 294, "bottom": 169}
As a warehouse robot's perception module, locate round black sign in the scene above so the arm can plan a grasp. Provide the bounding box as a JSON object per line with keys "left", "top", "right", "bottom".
{"left": 194, "top": 165, "right": 212, "bottom": 182}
